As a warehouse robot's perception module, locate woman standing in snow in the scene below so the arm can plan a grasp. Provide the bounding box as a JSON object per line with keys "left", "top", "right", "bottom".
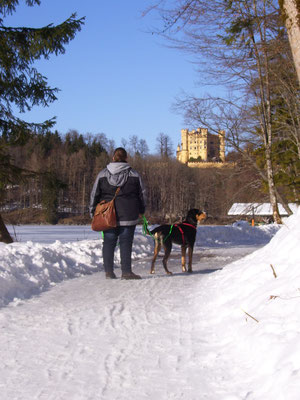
{"left": 90, "top": 147, "right": 146, "bottom": 280}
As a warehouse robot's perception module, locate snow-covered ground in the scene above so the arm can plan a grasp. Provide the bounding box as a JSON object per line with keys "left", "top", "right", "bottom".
{"left": 0, "top": 214, "right": 299, "bottom": 399}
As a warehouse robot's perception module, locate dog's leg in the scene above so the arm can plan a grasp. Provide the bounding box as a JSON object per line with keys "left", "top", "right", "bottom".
{"left": 162, "top": 241, "right": 173, "bottom": 275}
{"left": 150, "top": 238, "right": 161, "bottom": 274}
{"left": 181, "top": 245, "right": 187, "bottom": 272}
{"left": 187, "top": 246, "right": 193, "bottom": 273}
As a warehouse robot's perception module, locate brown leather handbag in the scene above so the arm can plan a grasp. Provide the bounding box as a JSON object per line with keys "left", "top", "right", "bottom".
{"left": 91, "top": 187, "right": 120, "bottom": 232}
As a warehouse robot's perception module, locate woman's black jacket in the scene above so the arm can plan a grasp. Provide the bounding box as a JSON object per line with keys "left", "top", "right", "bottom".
{"left": 89, "top": 161, "right": 146, "bottom": 226}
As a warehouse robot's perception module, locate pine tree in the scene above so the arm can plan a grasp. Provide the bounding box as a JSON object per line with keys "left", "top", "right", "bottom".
{"left": 41, "top": 171, "right": 66, "bottom": 224}
{"left": 0, "top": 0, "right": 84, "bottom": 242}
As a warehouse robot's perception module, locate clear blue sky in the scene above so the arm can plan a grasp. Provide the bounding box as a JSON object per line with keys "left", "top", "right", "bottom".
{"left": 6, "top": 0, "right": 208, "bottom": 154}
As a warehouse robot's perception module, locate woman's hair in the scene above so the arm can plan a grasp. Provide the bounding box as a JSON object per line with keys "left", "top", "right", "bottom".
{"left": 113, "top": 147, "right": 128, "bottom": 162}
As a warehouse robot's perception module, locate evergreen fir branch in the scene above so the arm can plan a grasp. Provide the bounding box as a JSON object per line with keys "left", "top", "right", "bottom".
{"left": 0, "top": 5, "right": 84, "bottom": 142}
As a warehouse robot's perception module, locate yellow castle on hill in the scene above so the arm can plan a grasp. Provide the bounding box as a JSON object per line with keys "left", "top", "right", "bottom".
{"left": 176, "top": 128, "right": 225, "bottom": 165}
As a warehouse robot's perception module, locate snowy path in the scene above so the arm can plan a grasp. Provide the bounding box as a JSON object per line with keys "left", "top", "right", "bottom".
{"left": 0, "top": 247, "right": 257, "bottom": 400}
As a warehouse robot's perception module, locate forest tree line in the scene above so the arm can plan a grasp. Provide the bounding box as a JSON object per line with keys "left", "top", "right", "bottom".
{"left": 1, "top": 128, "right": 291, "bottom": 225}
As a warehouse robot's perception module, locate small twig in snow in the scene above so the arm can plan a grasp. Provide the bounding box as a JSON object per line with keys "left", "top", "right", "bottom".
{"left": 241, "top": 309, "right": 259, "bottom": 323}
{"left": 270, "top": 264, "right": 277, "bottom": 278}
{"left": 269, "top": 294, "right": 300, "bottom": 301}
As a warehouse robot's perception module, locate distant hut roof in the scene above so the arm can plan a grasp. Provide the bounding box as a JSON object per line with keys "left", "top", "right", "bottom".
{"left": 228, "top": 203, "right": 299, "bottom": 216}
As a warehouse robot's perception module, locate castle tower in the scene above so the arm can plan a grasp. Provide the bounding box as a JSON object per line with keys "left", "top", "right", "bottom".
{"left": 201, "top": 128, "right": 208, "bottom": 161}
{"left": 218, "top": 130, "right": 225, "bottom": 162}
{"left": 201, "top": 128, "right": 208, "bottom": 137}
{"left": 179, "top": 128, "right": 189, "bottom": 163}
{"left": 176, "top": 144, "right": 181, "bottom": 161}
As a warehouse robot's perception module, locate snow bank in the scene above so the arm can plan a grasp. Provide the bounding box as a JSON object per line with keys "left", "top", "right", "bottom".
{"left": 199, "top": 209, "right": 300, "bottom": 399}
{"left": 0, "top": 222, "right": 280, "bottom": 308}
{"left": 196, "top": 221, "right": 279, "bottom": 247}
{"left": 0, "top": 235, "right": 151, "bottom": 308}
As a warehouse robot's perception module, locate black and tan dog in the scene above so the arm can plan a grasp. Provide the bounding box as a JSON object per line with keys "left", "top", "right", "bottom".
{"left": 149, "top": 209, "right": 206, "bottom": 275}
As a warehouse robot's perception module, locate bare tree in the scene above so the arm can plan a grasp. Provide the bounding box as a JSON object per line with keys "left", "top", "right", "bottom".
{"left": 129, "top": 135, "right": 139, "bottom": 155}
{"left": 280, "top": 0, "right": 300, "bottom": 83}
{"left": 156, "top": 132, "right": 174, "bottom": 158}
{"left": 145, "top": 0, "right": 296, "bottom": 222}
{"left": 138, "top": 139, "right": 149, "bottom": 158}
{"left": 121, "top": 138, "right": 128, "bottom": 149}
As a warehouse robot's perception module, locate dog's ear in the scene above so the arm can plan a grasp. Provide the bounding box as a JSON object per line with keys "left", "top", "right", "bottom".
{"left": 191, "top": 208, "right": 201, "bottom": 217}
{"left": 187, "top": 208, "right": 196, "bottom": 218}
{"left": 196, "top": 210, "right": 207, "bottom": 222}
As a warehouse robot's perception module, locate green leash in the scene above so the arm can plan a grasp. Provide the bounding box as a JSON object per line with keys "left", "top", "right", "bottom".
{"left": 142, "top": 215, "right": 155, "bottom": 239}
{"left": 100, "top": 216, "right": 173, "bottom": 244}
{"left": 142, "top": 215, "right": 174, "bottom": 243}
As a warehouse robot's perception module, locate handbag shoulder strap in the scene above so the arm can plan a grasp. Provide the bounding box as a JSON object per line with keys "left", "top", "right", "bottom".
{"left": 112, "top": 187, "right": 121, "bottom": 200}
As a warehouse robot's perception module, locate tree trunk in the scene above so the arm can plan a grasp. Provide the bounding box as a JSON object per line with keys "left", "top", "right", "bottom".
{"left": 265, "top": 146, "right": 282, "bottom": 223}
{"left": 282, "top": 0, "right": 300, "bottom": 84}
{"left": 0, "top": 213, "right": 14, "bottom": 243}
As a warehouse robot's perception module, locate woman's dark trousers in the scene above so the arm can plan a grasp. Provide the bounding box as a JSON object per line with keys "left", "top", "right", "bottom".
{"left": 103, "top": 225, "right": 136, "bottom": 274}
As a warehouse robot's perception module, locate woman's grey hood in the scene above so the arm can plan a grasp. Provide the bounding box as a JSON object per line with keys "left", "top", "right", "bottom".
{"left": 106, "top": 162, "right": 132, "bottom": 186}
